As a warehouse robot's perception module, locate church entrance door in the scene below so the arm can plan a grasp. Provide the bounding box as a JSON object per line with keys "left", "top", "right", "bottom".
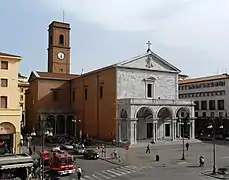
{"left": 147, "top": 123, "right": 153, "bottom": 138}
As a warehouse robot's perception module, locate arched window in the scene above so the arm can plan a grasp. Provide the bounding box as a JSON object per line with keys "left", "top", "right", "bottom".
{"left": 59, "top": 34, "right": 64, "bottom": 45}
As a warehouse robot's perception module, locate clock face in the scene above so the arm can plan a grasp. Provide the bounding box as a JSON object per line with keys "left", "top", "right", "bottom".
{"left": 57, "top": 52, "right": 65, "bottom": 60}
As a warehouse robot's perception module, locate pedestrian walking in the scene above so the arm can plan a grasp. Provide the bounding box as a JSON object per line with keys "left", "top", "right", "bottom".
{"left": 102, "top": 145, "right": 105, "bottom": 157}
{"left": 29, "top": 147, "right": 32, "bottom": 156}
{"left": 145, "top": 144, "right": 150, "bottom": 153}
{"left": 77, "top": 166, "right": 82, "bottom": 180}
{"left": 186, "top": 142, "right": 189, "bottom": 151}
{"left": 33, "top": 146, "right": 36, "bottom": 154}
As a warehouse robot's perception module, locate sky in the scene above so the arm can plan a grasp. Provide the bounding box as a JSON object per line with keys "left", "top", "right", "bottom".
{"left": 1, "top": 0, "right": 229, "bottom": 78}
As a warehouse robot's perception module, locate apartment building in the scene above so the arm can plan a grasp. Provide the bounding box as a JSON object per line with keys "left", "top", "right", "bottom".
{"left": 0, "top": 52, "right": 22, "bottom": 154}
{"left": 18, "top": 73, "right": 29, "bottom": 129}
{"left": 179, "top": 74, "right": 229, "bottom": 134}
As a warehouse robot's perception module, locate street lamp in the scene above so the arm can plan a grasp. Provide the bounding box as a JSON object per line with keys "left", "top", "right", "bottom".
{"left": 178, "top": 110, "right": 190, "bottom": 160}
{"left": 207, "top": 118, "right": 223, "bottom": 174}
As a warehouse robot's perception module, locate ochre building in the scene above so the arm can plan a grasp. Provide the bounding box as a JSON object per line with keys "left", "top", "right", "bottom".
{"left": 26, "top": 21, "right": 195, "bottom": 143}
{"left": 0, "top": 52, "right": 22, "bottom": 153}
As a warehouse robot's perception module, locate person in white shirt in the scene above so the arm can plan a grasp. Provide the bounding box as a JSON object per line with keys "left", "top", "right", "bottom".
{"left": 77, "top": 166, "right": 82, "bottom": 180}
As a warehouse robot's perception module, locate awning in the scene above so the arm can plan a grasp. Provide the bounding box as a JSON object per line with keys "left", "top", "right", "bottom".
{"left": 1, "top": 163, "right": 33, "bottom": 169}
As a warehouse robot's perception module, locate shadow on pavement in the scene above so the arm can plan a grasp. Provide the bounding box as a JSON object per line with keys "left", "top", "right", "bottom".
{"left": 186, "top": 165, "right": 200, "bottom": 168}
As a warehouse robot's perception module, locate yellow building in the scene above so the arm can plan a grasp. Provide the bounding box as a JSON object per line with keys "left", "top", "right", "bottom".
{"left": 18, "top": 73, "right": 29, "bottom": 129}
{"left": 0, "top": 52, "right": 21, "bottom": 154}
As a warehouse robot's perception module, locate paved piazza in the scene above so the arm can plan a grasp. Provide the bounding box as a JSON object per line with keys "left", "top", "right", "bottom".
{"left": 60, "top": 140, "right": 229, "bottom": 180}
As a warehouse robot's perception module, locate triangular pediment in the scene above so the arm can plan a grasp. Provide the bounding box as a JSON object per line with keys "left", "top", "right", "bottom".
{"left": 28, "top": 71, "right": 40, "bottom": 82}
{"left": 116, "top": 52, "right": 180, "bottom": 73}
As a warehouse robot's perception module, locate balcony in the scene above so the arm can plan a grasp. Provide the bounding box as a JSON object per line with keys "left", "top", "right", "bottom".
{"left": 117, "top": 98, "right": 195, "bottom": 106}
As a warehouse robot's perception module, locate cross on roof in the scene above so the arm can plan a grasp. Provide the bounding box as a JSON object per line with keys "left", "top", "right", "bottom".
{"left": 146, "top": 41, "right": 152, "bottom": 52}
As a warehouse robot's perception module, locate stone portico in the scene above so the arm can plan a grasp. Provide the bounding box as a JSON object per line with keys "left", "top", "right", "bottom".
{"left": 116, "top": 99, "right": 195, "bottom": 144}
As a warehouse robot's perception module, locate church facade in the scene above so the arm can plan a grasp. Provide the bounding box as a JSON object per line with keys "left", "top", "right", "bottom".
{"left": 25, "top": 21, "right": 195, "bottom": 144}
{"left": 115, "top": 53, "right": 195, "bottom": 144}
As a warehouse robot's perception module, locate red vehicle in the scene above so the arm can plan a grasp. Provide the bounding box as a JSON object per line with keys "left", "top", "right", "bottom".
{"left": 40, "top": 150, "right": 50, "bottom": 165}
{"left": 50, "top": 150, "right": 75, "bottom": 176}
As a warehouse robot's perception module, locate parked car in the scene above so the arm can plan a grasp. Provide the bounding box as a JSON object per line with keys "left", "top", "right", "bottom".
{"left": 215, "top": 134, "right": 224, "bottom": 140}
{"left": 60, "top": 144, "right": 74, "bottom": 150}
{"left": 84, "top": 150, "right": 99, "bottom": 160}
{"left": 225, "top": 137, "right": 229, "bottom": 141}
{"left": 73, "top": 144, "right": 85, "bottom": 155}
{"left": 199, "top": 134, "right": 212, "bottom": 141}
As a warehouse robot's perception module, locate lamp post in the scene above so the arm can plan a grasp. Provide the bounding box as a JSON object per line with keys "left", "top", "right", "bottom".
{"left": 179, "top": 110, "right": 189, "bottom": 160}
{"left": 207, "top": 118, "right": 223, "bottom": 174}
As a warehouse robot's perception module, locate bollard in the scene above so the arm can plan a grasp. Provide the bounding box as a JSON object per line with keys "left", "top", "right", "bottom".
{"left": 156, "top": 155, "right": 159, "bottom": 161}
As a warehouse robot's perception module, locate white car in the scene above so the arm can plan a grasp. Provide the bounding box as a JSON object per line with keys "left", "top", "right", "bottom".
{"left": 60, "top": 144, "right": 74, "bottom": 150}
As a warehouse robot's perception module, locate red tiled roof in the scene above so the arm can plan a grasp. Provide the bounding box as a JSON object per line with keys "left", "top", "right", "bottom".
{"left": 36, "top": 71, "right": 79, "bottom": 80}
{"left": 0, "top": 52, "right": 21, "bottom": 58}
{"left": 179, "top": 74, "right": 229, "bottom": 84}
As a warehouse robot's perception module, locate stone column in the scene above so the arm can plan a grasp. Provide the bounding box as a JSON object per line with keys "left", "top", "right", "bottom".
{"left": 173, "top": 121, "right": 177, "bottom": 140}
{"left": 152, "top": 122, "right": 154, "bottom": 141}
{"left": 191, "top": 120, "right": 195, "bottom": 139}
{"left": 154, "top": 122, "right": 158, "bottom": 141}
{"left": 130, "top": 119, "right": 137, "bottom": 144}
{"left": 171, "top": 121, "right": 174, "bottom": 140}
{"left": 116, "top": 119, "right": 121, "bottom": 143}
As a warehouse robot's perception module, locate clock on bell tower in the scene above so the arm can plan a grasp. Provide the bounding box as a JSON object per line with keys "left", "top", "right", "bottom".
{"left": 47, "top": 21, "right": 71, "bottom": 74}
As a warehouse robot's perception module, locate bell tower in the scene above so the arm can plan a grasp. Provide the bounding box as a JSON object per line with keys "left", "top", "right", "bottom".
{"left": 47, "top": 21, "right": 71, "bottom": 74}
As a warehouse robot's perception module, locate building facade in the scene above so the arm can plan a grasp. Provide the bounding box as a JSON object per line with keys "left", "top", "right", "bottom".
{"left": 178, "top": 74, "right": 229, "bottom": 135}
{"left": 0, "top": 52, "right": 21, "bottom": 153}
{"left": 18, "top": 73, "right": 29, "bottom": 130}
{"left": 26, "top": 21, "right": 195, "bottom": 144}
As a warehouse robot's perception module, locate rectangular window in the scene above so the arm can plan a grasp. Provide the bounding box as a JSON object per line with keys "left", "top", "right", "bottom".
{"left": 20, "top": 95, "right": 23, "bottom": 101}
{"left": 219, "top": 112, "right": 223, "bottom": 117}
{"left": 218, "top": 100, "right": 224, "bottom": 110}
{"left": 0, "top": 96, "right": 7, "bottom": 108}
{"left": 1, "top": 61, "right": 8, "bottom": 70}
{"left": 72, "top": 90, "right": 75, "bottom": 102}
{"left": 19, "top": 103, "right": 23, "bottom": 108}
{"left": 209, "top": 100, "right": 215, "bottom": 110}
{"left": 32, "top": 98, "right": 35, "bottom": 104}
{"left": 84, "top": 89, "right": 88, "bottom": 100}
{"left": 1, "top": 79, "right": 8, "bottom": 87}
{"left": 147, "top": 83, "right": 152, "bottom": 98}
{"left": 202, "top": 112, "right": 206, "bottom": 117}
{"left": 195, "top": 112, "right": 198, "bottom": 117}
{"left": 194, "top": 101, "right": 199, "bottom": 110}
{"left": 210, "top": 112, "right": 215, "bottom": 117}
{"left": 201, "top": 100, "right": 207, "bottom": 110}
{"left": 100, "top": 86, "right": 103, "bottom": 98}
{"left": 53, "top": 91, "right": 58, "bottom": 101}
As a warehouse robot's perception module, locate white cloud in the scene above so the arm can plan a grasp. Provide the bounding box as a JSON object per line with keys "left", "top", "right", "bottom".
{"left": 40, "top": 0, "right": 229, "bottom": 52}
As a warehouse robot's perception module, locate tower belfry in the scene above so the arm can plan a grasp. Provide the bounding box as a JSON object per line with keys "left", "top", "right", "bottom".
{"left": 47, "top": 21, "right": 71, "bottom": 74}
